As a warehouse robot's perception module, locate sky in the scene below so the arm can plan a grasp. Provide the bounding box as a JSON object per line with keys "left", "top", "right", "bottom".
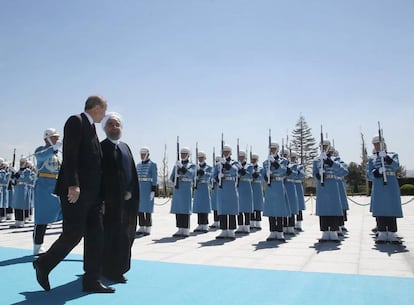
{"left": 1, "top": 0, "right": 414, "bottom": 173}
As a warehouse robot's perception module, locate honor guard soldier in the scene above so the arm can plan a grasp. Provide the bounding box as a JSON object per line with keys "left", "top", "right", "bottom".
{"left": 0, "top": 159, "right": 11, "bottom": 222}
{"left": 33, "top": 128, "right": 63, "bottom": 255}
{"left": 313, "top": 140, "right": 348, "bottom": 242}
{"left": 136, "top": 147, "right": 158, "bottom": 236}
{"left": 367, "top": 135, "right": 402, "bottom": 244}
{"left": 10, "top": 157, "right": 36, "bottom": 228}
{"left": 192, "top": 150, "right": 213, "bottom": 233}
{"left": 290, "top": 152, "right": 305, "bottom": 232}
{"left": 215, "top": 144, "right": 239, "bottom": 240}
{"left": 170, "top": 147, "right": 195, "bottom": 237}
{"left": 330, "top": 148, "right": 349, "bottom": 234}
{"left": 235, "top": 150, "right": 253, "bottom": 234}
{"left": 209, "top": 156, "right": 221, "bottom": 228}
{"left": 250, "top": 154, "right": 264, "bottom": 230}
{"left": 282, "top": 150, "right": 299, "bottom": 235}
{"left": 263, "top": 142, "right": 290, "bottom": 242}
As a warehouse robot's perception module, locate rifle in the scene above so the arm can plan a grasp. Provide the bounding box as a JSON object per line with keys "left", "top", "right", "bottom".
{"left": 212, "top": 147, "right": 216, "bottom": 190}
{"left": 194, "top": 142, "right": 199, "bottom": 190}
{"left": 12, "top": 148, "right": 16, "bottom": 170}
{"left": 378, "top": 121, "right": 387, "bottom": 185}
{"left": 218, "top": 133, "right": 224, "bottom": 188}
{"left": 174, "top": 136, "right": 179, "bottom": 189}
{"left": 267, "top": 129, "right": 271, "bottom": 186}
{"left": 320, "top": 125, "right": 324, "bottom": 187}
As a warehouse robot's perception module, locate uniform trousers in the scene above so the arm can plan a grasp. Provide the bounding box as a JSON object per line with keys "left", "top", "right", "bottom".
{"left": 268, "top": 216, "right": 283, "bottom": 232}
{"left": 376, "top": 216, "right": 397, "bottom": 232}
{"left": 296, "top": 211, "right": 303, "bottom": 221}
{"left": 237, "top": 212, "right": 250, "bottom": 225}
{"left": 175, "top": 213, "right": 190, "bottom": 228}
{"left": 319, "top": 216, "right": 341, "bottom": 231}
{"left": 251, "top": 210, "right": 262, "bottom": 221}
{"left": 138, "top": 212, "right": 152, "bottom": 227}
{"left": 197, "top": 213, "right": 209, "bottom": 225}
{"left": 219, "top": 215, "right": 236, "bottom": 230}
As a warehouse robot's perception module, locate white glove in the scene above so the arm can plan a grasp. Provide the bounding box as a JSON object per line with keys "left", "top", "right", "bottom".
{"left": 220, "top": 157, "right": 227, "bottom": 165}
{"left": 124, "top": 191, "right": 132, "bottom": 201}
{"left": 379, "top": 150, "right": 387, "bottom": 158}
{"left": 53, "top": 140, "right": 62, "bottom": 151}
{"left": 218, "top": 172, "right": 224, "bottom": 179}
{"left": 319, "top": 151, "right": 327, "bottom": 160}
{"left": 150, "top": 191, "right": 155, "bottom": 201}
{"left": 319, "top": 168, "right": 324, "bottom": 177}
{"left": 175, "top": 160, "right": 182, "bottom": 168}
{"left": 378, "top": 167, "right": 385, "bottom": 174}
{"left": 268, "top": 155, "right": 275, "bottom": 162}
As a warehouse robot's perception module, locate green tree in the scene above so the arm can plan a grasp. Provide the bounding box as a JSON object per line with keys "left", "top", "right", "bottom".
{"left": 291, "top": 115, "right": 318, "bottom": 177}
{"left": 345, "top": 162, "right": 365, "bottom": 193}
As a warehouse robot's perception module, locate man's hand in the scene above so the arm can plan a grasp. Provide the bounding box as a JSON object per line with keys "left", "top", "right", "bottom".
{"left": 124, "top": 191, "right": 132, "bottom": 201}
{"left": 67, "top": 186, "right": 80, "bottom": 204}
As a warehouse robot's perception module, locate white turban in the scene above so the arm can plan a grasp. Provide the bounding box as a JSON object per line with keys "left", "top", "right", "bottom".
{"left": 101, "top": 112, "right": 123, "bottom": 131}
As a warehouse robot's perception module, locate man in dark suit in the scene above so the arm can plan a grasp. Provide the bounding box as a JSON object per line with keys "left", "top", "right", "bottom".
{"left": 100, "top": 113, "right": 139, "bottom": 284}
{"left": 33, "top": 95, "right": 115, "bottom": 293}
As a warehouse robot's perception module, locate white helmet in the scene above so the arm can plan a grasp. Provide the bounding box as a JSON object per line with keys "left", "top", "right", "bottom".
{"left": 251, "top": 154, "right": 259, "bottom": 160}
{"left": 222, "top": 144, "right": 232, "bottom": 153}
{"left": 290, "top": 152, "right": 297, "bottom": 158}
{"left": 0, "top": 157, "right": 4, "bottom": 165}
{"left": 198, "top": 151, "right": 206, "bottom": 158}
{"left": 322, "top": 140, "right": 331, "bottom": 146}
{"left": 140, "top": 147, "right": 150, "bottom": 154}
{"left": 43, "top": 128, "right": 59, "bottom": 139}
{"left": 372, "top": 136, "right": 385, "bottom": 144}
{"left": 239, "top": 150, "right": 246, "bottom": 157}
{"left": 270, "top": 142, "right": 279, "bottom": 149}
{"left": 180, "top": 147, "right": 191, "bottom": 154}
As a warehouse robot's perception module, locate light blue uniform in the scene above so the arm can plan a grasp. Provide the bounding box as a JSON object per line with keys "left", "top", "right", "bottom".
{"left": 237, "top": 161, "right": 254, "bottom": 213}
{"left": 12, "top": 167, "right": 36, "bottom": 210}
{"left": 285, "top": 162, "right": 299, "bottom": 215}
{"left": 193, "top": 163, "right": 212, "bottom": 213}
{"left": 0, "top": 169, "right": 11, "bottom": 208}
{"left": 170, "top": 161, "right": 195, "bottom": 214}
{"left": 137, "top": 160, "right": 158, "bottom": 213}
{"left": 313, "top": 157, "right": 348, "bottom": 216}
{"left": 262, "top": 156, "right": 291, "bottom": 217}
{"left": 215, "top": 159, "right": 239, "bottom": 215}
{"left": 251, "top": 164, "right": 264, "bottom": 211}
{"left": 367, "top": 152, "right": 402, "bottom": 217}
{"left": 34, "top": 146, "right": 62, "bottom": 224}
{"left": 294, "top": 164, "right": 306, "bottom": 211}
{"left": 210, "top": 165, "right": 219, "bottom": 212}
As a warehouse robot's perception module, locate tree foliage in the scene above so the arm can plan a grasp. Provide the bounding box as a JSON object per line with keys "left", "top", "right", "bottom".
{"left": 290, "top": 115, "right": 318, "bottom": 177}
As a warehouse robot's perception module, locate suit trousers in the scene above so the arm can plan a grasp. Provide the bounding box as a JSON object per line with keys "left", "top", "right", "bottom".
{"left": 37, "top": 190, "right": 104, "bottom": 282}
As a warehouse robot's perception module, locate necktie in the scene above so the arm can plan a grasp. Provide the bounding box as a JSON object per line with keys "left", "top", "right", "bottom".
{"left": 92, "top": 123, "right": 97, "bottom": 138}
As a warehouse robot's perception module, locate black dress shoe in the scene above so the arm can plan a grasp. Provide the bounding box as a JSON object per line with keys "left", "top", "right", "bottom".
{"left": 82, "top": 280, "right": 115, "bottom": 293}
{"left": 33, "top": 259, "right": 50, "bottom": 291}
{"left": 104, "top": 274, "right": 128, "bottom": 283}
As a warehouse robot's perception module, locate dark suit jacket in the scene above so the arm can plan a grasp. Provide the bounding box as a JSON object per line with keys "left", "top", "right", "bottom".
{"left": 55, "top": 113, "right": 103, "bottom": 197}
{"left": 100, "top": 138, "right": 139, "bottom": 216}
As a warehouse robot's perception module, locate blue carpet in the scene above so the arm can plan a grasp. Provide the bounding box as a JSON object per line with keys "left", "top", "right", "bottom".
{"left": 1, "top": 247, "right": 413, "bottom": 305}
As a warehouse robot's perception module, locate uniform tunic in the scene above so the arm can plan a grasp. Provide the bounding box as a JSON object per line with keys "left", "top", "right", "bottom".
{"left": 170, "top": 161, "right": 195, "bottom": 214}
{"left": 294, "top": 164, "right": 306, "bottom": 211}
{"left": 12, "top": 168, "right": 36, "bottom": 210}
{"left": 0, "top": 169, "right": 11, "bottom": 208}
{"left": 367, "top": 152, "right": 402, "bottom": 217}
{"left": 137, "top": 160, "right": 158, "bottom": 213}
{"left": 237, "top": 161, "right": 254, "bottom": 213}
{"left": 215, "top": 159, "right": 239, "bottom": 215}
{"left": 313, "top": 157, "right": 348, "bottom": 216}
{"left": 251, "top": 164, "right": 264, "bottom": 211}
{"left": 34, "top": 146, "right": 62, "bottom": 224}
{"left": 262, "top": 156, "right": 291, "bottom": 217}
{"left": 193, "top": 163, "right": 212, "bottom": 214}
{"left": 285, "top": 162, "right": 299, "bottom": 215}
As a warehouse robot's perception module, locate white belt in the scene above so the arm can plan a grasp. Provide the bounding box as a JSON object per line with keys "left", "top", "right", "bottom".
{"left": 271, "top": 177, "right": 284, "bottom": 182}
{"left": 222, "top": 177, "right": 236, "bottom": 181}
{"left": 239, "top": 178, "right": 252, "bottom": 182}
{"left": 138, "top": 178, "right": 153, "bottom": 182}
{"left": 198, "top": 179, "right": 209, "bottom": 184}
{"left": 179, "top": 177, "right": 193, "bottom": 182}
{"left": 252, "top": 180, "right": 262, "bottom": 184}
{"left": 324, "top": 174, "right": 335, "bottom": 179}
{"left": 285, "top": 179, "right": 296, "bottom": 183}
